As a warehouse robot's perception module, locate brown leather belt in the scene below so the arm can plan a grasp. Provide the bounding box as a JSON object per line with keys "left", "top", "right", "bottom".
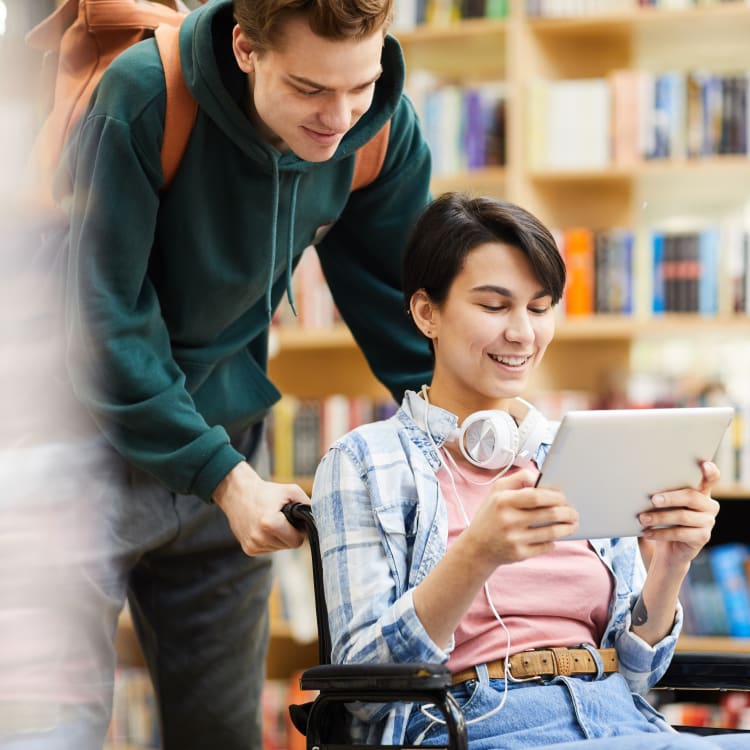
{"left": 451, "top": 647, "right": 618, "bottom": 685}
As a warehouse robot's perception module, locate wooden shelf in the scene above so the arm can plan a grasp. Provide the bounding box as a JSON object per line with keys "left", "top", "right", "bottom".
{"left": 529, "top": 156, "right": 750, "bottom": 185}
{"left": 269, "top": 326, "right": 389, "bottom": 399}
{"left": 270, "top": 318, "right": 750, "bottom": 399}
{"left": 677, "top": 635, "right": 750, "bottom": 655}
{"left": 527, "top": 1, "right": 750, "bottom": 35}
{"left": 714, "top": 485, "right": 750, "bottom": 501}
{"left": 555, "top": 315, "right": 750, "bottom": 341}
{"left": 396, "top": 17, "right": 507, "bottom": 45}
{"left": 272, "top": 317, "right": 750, "bottom": 350}
{"left": 431, "top": 166, "right": 507, "bottom": 196}
{"left": 396, "top": 18, "right": 507, "bottom": 79}
{"left": 270, "top": 325, "right": 355, "bottom": 351}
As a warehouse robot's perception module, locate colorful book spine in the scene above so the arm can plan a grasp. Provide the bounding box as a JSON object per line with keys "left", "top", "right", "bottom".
{"left": 683, "top": 549, "right": 730, "bottom": 636}
{"left": 698, "top": 227, "right": 720, "bottom": 316}
{"left": 563, "top": 227, "right": 595, "bottom": 316}
{"left": 594, "top": 228, "right": 634, "bottom": 314}
{"left": 652, "top": 230, "right": 666, "bottom": 315}
{"left": 708, "top": 543, "right": 750, "bottom": 638}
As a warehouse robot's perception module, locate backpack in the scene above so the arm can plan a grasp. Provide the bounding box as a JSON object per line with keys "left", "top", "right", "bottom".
{"left": 25, "top": 0, "right": 390, "bottom": 206}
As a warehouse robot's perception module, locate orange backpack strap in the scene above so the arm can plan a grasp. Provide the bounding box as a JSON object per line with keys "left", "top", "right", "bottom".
{"left": 154, "top": 23, "right": 198, "bottom": 189}
{"left": 350, "top": 119, "right": 391, "bottom": 192}
{"left": 25, "top": 0, "right": 194, "bottom": 200}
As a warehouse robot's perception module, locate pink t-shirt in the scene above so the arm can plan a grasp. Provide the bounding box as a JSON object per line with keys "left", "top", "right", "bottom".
{"left": 436, "top": 459, "right": 614, "bottom": 674}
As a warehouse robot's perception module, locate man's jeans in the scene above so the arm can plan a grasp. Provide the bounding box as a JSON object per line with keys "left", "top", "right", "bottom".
{"left": 1, "top": 424, "right": 272, "bottom": 750}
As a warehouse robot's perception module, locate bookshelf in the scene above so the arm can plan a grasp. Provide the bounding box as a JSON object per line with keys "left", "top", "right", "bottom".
{"left": 266, "top": 0, "right": 750, "bottom": 673}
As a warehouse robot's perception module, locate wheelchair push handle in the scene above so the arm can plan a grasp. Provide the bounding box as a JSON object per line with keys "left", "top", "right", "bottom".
{"left": 281, "top": 500, "right": 313, "bottom": 530}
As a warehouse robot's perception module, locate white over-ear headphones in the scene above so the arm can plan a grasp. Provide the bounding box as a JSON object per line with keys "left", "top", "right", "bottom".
{"left": 448, "top": 398, "right": 547, "bottom": 471}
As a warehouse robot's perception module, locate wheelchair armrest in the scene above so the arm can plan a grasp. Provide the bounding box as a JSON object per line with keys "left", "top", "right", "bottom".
{"left": 295, "top": 662, "right": 468, "bottom": 750}
{"left": 655, "top": 651, "right": 750, "bottom": 692}
{"left": 300, "top": 661, "right": 452, "bottom": 693}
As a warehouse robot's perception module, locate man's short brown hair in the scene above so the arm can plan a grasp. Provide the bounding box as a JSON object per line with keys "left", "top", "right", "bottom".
{"left": 233, "top": 0, "right": 393, "bottom": 53}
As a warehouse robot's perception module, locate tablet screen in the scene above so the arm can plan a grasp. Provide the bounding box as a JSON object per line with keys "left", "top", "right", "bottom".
{"left": 535, "top": 406, "right": 734, "bottom": 540}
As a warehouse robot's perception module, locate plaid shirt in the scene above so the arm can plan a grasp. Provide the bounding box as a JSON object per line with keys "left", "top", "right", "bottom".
{"left": 311, "top": 390, "right": 681, "bottom": 745}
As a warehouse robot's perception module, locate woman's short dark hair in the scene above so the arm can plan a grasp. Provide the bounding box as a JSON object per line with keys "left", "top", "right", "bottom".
{"left": 402, "top": 192, "right": 566, "bottom": 316}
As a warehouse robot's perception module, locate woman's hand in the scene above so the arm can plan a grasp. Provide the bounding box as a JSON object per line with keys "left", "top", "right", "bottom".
{"left": 463, "top": 467, "right": 579, "bottom": 570}
{"left": 638, "top": 460, "right": 720, "bottom": 568}
{"left": 631, "top": 461, "right": 720, "bottom": 644}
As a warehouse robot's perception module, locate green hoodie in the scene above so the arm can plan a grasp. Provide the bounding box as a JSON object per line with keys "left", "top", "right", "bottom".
{"left": 56, "top": 0, "right": 433, "bottom": 501}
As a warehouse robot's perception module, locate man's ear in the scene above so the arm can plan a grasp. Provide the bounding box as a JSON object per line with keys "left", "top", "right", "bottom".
{"left": 410, "top": 290, "right": 437, "bottom": 340}
{"left": 232, "top": 25, "right": 255, "bottom": 74}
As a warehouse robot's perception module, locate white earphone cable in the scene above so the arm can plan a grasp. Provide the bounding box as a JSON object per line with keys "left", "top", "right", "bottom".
{"left": 414, "top": 386, "right": 514, "bottom": 742}
{"left": 441, "top": 441, "right": 514, "bottom": 486}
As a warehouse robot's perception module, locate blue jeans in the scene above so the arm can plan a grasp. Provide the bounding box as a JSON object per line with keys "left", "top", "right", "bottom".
{"left": 404, "top": 661, "right": 749, "bottom": 749}
{"left": 0, "top": 424, "right": 272, "bottom": 750}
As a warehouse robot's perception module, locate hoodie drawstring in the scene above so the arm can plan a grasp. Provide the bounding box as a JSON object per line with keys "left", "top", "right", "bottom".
{"left": 285, "top": 172, "right": 301, "bottom": 317}
{"left": 265, "top": 159, "right": 280, "bottom": 321}
{"left": 265, "top": 161, "right": 301, "bottom": 321}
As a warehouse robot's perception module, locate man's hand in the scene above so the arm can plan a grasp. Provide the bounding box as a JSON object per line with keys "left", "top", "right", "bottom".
{"left": 213, "top": 462, "right": 307, "bottom": 555}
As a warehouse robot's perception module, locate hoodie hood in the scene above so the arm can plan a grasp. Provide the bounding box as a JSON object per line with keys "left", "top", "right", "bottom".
{"left": 177, "top": 0, "right": 406, "bottom": 318}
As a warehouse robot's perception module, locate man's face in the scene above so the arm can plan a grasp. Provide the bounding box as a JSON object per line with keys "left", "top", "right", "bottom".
{"left": 233, "top": 16, "right": 384, "bottom": 161}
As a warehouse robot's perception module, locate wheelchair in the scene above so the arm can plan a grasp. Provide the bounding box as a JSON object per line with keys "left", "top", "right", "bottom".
{"left": 282, "top": 502, "right": 750, "bottom": 750}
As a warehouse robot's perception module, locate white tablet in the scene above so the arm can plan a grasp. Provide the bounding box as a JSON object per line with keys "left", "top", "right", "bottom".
{"left": 535, "top": 406, "right": 734, "bottom": 540}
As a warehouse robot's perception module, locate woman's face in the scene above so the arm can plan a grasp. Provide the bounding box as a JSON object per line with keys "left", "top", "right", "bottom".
{"left": 417, "top": 242, "right": 556, "bottom": 421}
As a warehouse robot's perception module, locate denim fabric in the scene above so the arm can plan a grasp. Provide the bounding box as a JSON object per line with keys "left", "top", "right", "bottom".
{"left": 404, "top": 671, "right": 748, "bottom": 749}
{"left": 312, "top": 391, "right": 683, "bottom": 745}
{"left": 0, "top": 424, "right": 272, "bottom": 750}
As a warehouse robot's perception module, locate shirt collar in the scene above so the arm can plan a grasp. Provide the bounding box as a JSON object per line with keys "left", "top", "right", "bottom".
{"left": 402, "top": 389, "right": 459, "bottom": 448}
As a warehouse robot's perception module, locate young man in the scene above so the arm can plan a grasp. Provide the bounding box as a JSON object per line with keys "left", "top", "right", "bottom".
{"left": 22, "top": 0, "right": 433, "bottom": 747}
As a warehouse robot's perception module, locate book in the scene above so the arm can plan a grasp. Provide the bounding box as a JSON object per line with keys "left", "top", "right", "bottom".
{"left": 562, "top": 227, "right": 595, "bottom": 316}
{"left": 651, "top": 230, "right": 666, "bottom": 315}
{"left": 292, "top": 401, "right": 322, "bottom": 476}
{"left": 272, "top": 396, "right": 298, "bottom": 479}
{"left": 610, "top": 68, "right": 643, "bottom": 166}
{"left": 727, "top": 223, "right": 749, "bottom": 314}
{"left": 594, "top": 228, "right": 634, "bottom": 314}
{"left": 698, "top": 227, "right": 720, "bottom": 316}
{"left": 545, "top": 78, "right": 610, "bottom": 170}
{"left": 527, "top": 78, "right": 549, "bottom": 170}
{"left": 708, "top": 543, "right": 750, "bottom": 638}
{"left": 683, "top": 549, "right": 730, "bottom": 636}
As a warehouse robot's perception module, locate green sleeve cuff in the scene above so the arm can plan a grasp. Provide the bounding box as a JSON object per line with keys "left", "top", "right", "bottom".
{"left": 191, "top": 442, "right": 245, "bottom": 502}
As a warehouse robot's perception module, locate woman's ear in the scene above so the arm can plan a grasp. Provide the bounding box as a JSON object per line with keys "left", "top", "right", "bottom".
{"left": 410, "top": 290, "right": 437, "bottom": 340}
{"left": 232, "top": 25, "right": 255, "bottom": 74}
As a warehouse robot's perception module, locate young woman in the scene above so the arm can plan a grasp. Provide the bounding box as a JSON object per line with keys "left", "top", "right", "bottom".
{"left": 311, "top": 192, "right": 745, "bottom": 748}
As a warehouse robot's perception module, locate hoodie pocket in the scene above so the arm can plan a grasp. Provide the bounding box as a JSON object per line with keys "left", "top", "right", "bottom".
{"left": 178, "top": 348, "right": 281, "bottom": 433}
